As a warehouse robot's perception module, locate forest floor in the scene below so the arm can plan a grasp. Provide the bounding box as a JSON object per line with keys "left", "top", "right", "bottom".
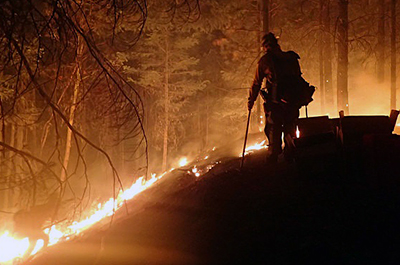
{"left": 27, "top": 141, "right": 400, "bottom": 265}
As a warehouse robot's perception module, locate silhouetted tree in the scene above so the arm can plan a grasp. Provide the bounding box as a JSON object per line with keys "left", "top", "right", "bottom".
{"left": 391, "top": 0, "right": 397, "bottom": 109}
{"left": 337, "top": 0, "right": 349, "bottom": 113}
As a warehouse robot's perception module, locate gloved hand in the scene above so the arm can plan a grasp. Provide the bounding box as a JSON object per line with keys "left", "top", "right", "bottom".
{"left": 247, "top": 99, "right": 254, "bottom": 111}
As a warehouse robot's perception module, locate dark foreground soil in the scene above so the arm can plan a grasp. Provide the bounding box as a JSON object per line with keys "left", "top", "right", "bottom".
{"left": 28, "top": 149, "right": 400, "bottom": 265}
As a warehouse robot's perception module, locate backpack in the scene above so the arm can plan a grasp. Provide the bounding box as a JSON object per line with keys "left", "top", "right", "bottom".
{"left": 273, "top": 51, "right": 315, "bottom": 108}
{"left": 278, "top": 74, "right": 315, "bottom": 107}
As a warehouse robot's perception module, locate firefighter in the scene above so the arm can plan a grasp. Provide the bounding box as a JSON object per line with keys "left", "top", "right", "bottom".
{"left": 248, "top": 32, "right": 302, "bottom": 163}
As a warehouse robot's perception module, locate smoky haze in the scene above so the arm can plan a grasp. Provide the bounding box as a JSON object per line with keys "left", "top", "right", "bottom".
{"left": 0, "top": 0, "right": 399, "bottom": 237}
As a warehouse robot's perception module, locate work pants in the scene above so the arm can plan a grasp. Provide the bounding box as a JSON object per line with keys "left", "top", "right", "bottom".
{"left": 264, "top": 103, "right": 299, "bottom": 158}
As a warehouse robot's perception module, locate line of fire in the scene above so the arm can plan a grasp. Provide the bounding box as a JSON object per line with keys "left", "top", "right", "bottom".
{"left": 1, "top": 0, "right": 400, "bottom": 264}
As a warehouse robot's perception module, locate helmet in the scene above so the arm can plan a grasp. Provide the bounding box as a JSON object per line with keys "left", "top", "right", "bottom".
{"left": 262, "top": 32, "right": 278, "bottom": 48}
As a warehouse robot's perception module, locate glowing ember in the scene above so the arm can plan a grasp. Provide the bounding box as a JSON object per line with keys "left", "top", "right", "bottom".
{"left": 189, "top": 164, "right": 215, "bottom": 178}
{"left": 204, "top": 156, "right": 209, "bottom": 160}
{"left": 296, "top": 126, "right": 300, "bottom": 138}
{"left": 179, "top": 157, "right": 188, "bottom": 167}
{"left": 240, "top": 140, "right": 268, "bottom": 157}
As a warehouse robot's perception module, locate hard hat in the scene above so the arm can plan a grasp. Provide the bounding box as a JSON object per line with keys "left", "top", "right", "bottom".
{"left": 262, "top": 32, "right": 278, "bottom": 48}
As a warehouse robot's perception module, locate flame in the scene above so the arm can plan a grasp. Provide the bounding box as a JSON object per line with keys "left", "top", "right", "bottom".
{"left": 0, "top": 152, "right": 223, "bottom": 264}
{"left": 191, "top": 166, "right": 201, "bottom": 177}
{"left": 240, "top": 140, "right": 268, "bottom": 157}
{"left": 296, "top": 126, "right": 300, "bottom": 138}
{"left": 0, "top": 172, "right": 167, "bottom": 264}
{"left": 179, "top": 157, "right": 188, "bottom": 167}
{"left": 0, "top": 231, "right": 30, "bottom": 263}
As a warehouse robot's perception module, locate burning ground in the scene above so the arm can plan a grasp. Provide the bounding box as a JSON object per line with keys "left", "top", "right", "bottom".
{"left": 10, "top": 136, "right": 400, "bottom": 265}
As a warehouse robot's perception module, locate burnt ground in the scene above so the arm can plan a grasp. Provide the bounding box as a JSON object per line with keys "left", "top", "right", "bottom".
{"left": 27, "top": 147, "right": 400, "bottom": 265}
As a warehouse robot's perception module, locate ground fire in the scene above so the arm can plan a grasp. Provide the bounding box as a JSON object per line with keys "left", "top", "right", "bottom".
{"left": 1, "top": 0, "right": 400, "bottom": 264}
{"left": 0, "top": 142, "right": 268, "bottom": 264}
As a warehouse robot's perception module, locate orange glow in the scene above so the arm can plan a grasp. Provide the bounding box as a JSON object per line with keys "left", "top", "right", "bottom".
{"left": 0, "top": 172, "right": 167, "bottom": 264}
{"left": 241, "top": 140, "right": 268, "bottom": 157}
{"left": 179, "top": 157, "right": 188, "bottom": 167}
{"left": 0, "top": 151, "right": 225, "bottom": 264}
{"left": 0, "top": 231, "right": 30, "bottom": 263}
{"left": 0, "top": 139, "right": 271, "bottom": 263}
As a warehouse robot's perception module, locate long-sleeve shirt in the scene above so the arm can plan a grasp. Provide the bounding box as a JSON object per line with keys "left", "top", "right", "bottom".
{"left": 249, "top": 47, "right": 301, "bottom": 104}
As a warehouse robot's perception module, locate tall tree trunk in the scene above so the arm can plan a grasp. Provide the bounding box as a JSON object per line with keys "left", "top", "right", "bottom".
{"left": 162, "top": 35, "right": 169, "bottom": 172}
{"left": 204, "top": 89, "right": 209, "bottom": 149}
{"left": 7, "top": 124, "right": 15, "bottom": 208}
{"left": 0, "top": 99, "right": 5, "bottom": 158}
{"left": 319, "top": 0, "right": 325, "bottom": 113}
{"left": 377, "top": 0, "right": 385, "bottom": 83}
{"left": 322, "top": 0, "right": 333, "bottom": 114}
{"left": 337, "top": 0, "right": 349, "bottom": 114}
{"left": 15, "top": 123, "right": 24, "bottom": 205}
{"left": 391, "top": 0, "right": 397, "bottom": 109}
{"left": 60, "top": 38, "right": 83, "bottom": 186}
{"left": 0, "top": 98, "right": 5, "bottom": 209}
{"left": 198, "top": 100, "right": 202, "bottom": 152}
{"left": 262, "top": 0, "right": 270, "bottom": 34}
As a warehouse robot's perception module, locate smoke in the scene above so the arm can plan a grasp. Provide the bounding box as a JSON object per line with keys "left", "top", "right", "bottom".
{"left": 349, "top": 70, "right": 393, "bottom": 116}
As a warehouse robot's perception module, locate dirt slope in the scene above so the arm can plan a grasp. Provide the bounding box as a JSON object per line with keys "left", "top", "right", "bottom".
{"left": 28, "top": 149, "right": 400, "bottom": 265}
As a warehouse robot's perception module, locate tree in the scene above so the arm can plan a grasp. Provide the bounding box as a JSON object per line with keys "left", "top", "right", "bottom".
{"left": 337, "top": 0, "right": 350, "bottom": 114}
{"left": 0, "top": 0, "right": 201, "bottom": 216}
{"left": 377, "top": 0, "right": 386, "bottom": 83}
{"left": 319, "top": 0, "right": 334, "bottom": 114}
{"left": 126, "top": 2, "right": 205, "bottom": 171}
{"left": 391, "top": 0, "right": 397, "bottom": 110}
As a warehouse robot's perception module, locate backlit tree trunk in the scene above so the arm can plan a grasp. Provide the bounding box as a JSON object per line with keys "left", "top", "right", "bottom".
{"left": 60, "top": 37, "right": 83, "bottom": 185}
{"left": 0, "top": 98, "right": 5, "bottom": 209}
{"left": 162, "top": 34, "right": 170, "bottom": 172}
{"left": 319, "top": 0, "right": 325, "bottom": 112}
{"left": 262, "top": 0, "right": 270, "bottom": 33}
{"left": 337, "top": 0, "right": 349, "bottom": 114}
{"left": 205, "top": 89, "right": 209, "bottom": 149}
{"left": 391, "top": 0, "right": 397, "bottom": 109}
{"left": 323, "top": 0, "right": 333, "bottom": 114}
{"left": 377, "top": 0, "right": 385, "bottom": 83}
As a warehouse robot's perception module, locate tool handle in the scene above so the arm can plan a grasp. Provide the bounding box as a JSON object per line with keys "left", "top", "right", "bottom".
{"left": 241, "top": 110, "right": 251, "bottom": 168}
